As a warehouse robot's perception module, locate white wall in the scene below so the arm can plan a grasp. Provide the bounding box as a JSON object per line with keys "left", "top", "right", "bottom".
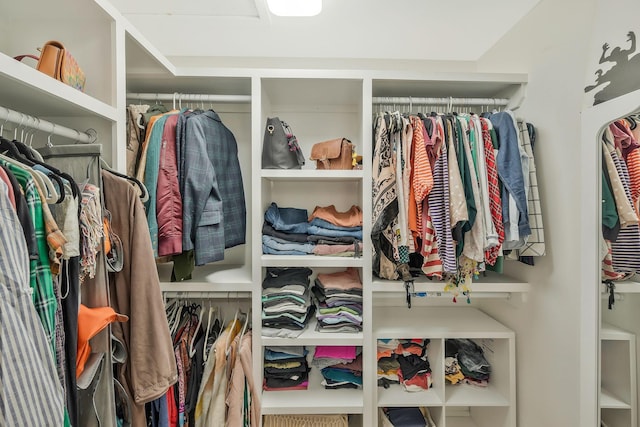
{"left": 475, "top": 1, "right": 596, "bottom": 426}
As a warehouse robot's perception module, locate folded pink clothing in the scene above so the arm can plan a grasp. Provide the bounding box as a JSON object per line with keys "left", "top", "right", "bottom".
{"left": 309, "top": 204, "right": 363, "bottom": 227}
{"left": 314, "top": 345, "right": 357, "bottom": 360}
{"left": 316, "top": 268, "right": 362, "bottom": 290}
{"left": 313, "top": 243, "right": 362, "bottom": 256}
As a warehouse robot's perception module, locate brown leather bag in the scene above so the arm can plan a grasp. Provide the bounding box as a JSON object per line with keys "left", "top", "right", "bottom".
{"left": 309, "top": 138, "right": 355, "bottom": 170}
{"left": 14, "top": 40, "right": 86, "bottom": 92}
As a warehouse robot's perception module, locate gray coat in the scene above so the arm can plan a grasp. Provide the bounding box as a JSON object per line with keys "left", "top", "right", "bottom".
{"left": 180, "top": 110, "right": 246, "bottom": 265}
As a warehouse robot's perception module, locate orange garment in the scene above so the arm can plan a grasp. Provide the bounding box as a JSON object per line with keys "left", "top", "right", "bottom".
{"left": 409, "top": 117, "right": 434, "bottom": 247}
{"left": 377, "top": 349, "right": 393, "bottom": 360}
{"left": 136, "top": 110, "right": 179, "bottom": 182}
{"left": 76, "top": 304, "right": 128, "bottom": 378}
{"left": 309, "top": 204, "right": 363, "bottom": 227}
{"left": 626, "top": 148, "right": 640, "bottom": 215}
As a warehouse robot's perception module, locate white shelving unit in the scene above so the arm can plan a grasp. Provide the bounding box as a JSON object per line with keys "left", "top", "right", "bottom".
{"left": 262, "top": 367, "right": 364, "bottom": 415}
{"left": 600, "top": 323, "right": 637, "bottom": 427}
{"left": 1, "top": 0, "right": 557, "bottom": 425}
{"left": 374, "top": 307, "right": 516, "bottom": 427}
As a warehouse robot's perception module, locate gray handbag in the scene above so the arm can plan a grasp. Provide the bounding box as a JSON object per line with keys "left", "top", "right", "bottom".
{"left": 261, "top": 117, "right": 305, "bottom": 169}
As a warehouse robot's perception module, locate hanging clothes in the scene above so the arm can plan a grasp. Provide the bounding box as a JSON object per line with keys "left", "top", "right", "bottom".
{"left": 0, "top": 179, "right": 64, "bottom": 426}
{"left": 371, "top": 109, "right": 545, "bottom": 295}
{"left": 181, "top": 110, "right": 247, "bottom": 266}
{"left": 102, "top": 170, "right": 178, "bottom": 427}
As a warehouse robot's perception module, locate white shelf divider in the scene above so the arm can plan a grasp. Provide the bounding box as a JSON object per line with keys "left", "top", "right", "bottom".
{"left": 373, "top": 307, "right": 515, "bottom": 340}
{"left": 377, "top": 384, "right": 444, "bottom": 407}
{"left": 445, "top": 384, "right": 510, "bottom": 407}
{"left": 261, "top": 255, "right": 363, "bottom": 268}
{"left": 372, "top": 272, "right": 530, "bottom": 295}
{"left": 262, "top": 169, "right": 363, "bottom": 181}
{"left": 0, "top": 53, "right": 117, "bottom": 120}
{"left": 601, "top": 388, "right": 632, "bottom": 409}
{"left": 158, "top": 263, "right": 253, "bottom": 294}
{"left": 261, "top": 367, "right": 363, "bottom": 415}
{"left": 262, "top": 318, "right": 363, "bottom": 347}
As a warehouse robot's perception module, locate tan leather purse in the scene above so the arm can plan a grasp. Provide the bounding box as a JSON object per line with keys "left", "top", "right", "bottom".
{"left": 309, "top": 138, "right": 355, "bottom": 170}
{"left": 15, "top": 40, "right": 86, "bottom": 92}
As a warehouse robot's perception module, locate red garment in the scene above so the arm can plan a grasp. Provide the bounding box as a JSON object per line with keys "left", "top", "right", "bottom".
{"left": 167, "top": 386, "right": 178, "bottom": 427}
{"left": 481, "top": 118, "right": 504, "bottom": 266}
{"left": 156, "top": 114, "right": 183, "bottom": 257}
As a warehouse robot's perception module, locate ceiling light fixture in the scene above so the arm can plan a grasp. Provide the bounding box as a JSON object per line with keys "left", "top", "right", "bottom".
{"left": 267, "top": 0, "right": 322, "bottom": 17}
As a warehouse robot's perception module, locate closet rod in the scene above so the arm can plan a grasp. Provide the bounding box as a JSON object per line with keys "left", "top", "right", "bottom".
{"left": 163, "top": 291, "right": 252, "bottom": 300}
{"left": 372, "top": 96, "right": 510, "bottom": 107}
{"left": 0, "top": 106, "right": 96, "bottom": 143}
{"left": 126, "top": 92, "right": 251, "bottom": 104}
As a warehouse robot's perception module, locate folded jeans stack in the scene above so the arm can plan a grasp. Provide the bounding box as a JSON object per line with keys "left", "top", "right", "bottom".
{"left": 445, "top": 338, "right": 491, "bottom": 387}
{"left": 261, "top": 267, "right": 315, "bottom": 338}
{"left": 311, "top": 346, "right": 363, "bottom": 390}
{"left": 312, "top": 268, "right": 363, "bottom": 333}
{"left": 262, "top": 203, "right": 363, "bottom": 256}
{"left": 263, "top": 346, "right": 310, "bottom": 391}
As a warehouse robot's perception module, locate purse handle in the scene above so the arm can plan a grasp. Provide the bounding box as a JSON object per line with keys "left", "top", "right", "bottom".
{"left": 13, "top": 54, "right": 40, "bottom": 62}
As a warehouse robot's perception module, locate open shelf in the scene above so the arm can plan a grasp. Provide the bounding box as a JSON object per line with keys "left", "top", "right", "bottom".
{"left": 262, "top": 169, "right": 363, "bottom": 181}
{"left": 601, "top": 323, "right": 635, "bottom": 341}
{"left": 262, "top": 318, "right": 363, "bottom": 347}
{"left": 373, "top": 307, "right": 514, "bottom": 340}
{"left": 261, "top": 255, "right": 363, "bottom": 268}
{"left": 445, "top": 384, "right": 510, "bottom": 407}
{"left": 446, "top": 416, "right": 481, "bottom": 427}
{"left": 377, "top": 384, "right": 444, "bottom": 407}
{"left": 158, "top": 263, "right": 253, "bottom": 293}
{"left": 371, "top": 272, "right": 530, "bottom": 295}
{"left": 262, "top": 368, "right": 363, "bottom": 415}
{"left": 602, "top": 280, "right": 640, "bottom": 294}
{"left": 0, "top": 53, "right": 117, "bottom": 120}
{"left": 601, "top": 388, "right": 632, "bottom": 409}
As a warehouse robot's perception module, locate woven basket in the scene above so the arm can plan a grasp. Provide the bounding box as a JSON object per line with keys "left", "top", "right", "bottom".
{"left": 263, "top": 414, "right": 348, "bottom": 427}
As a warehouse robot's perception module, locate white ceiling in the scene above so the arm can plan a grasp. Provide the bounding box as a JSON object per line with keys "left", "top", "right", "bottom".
{"left": 110, "top": 0, "right": 541, "bottom": 62}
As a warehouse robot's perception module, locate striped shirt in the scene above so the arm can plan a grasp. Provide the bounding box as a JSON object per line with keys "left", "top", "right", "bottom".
{"left": 0, "top": 180, "right": 64, "bottom": 425}
{"left": 428, "top": 117, "right": 456, "bottom": 274}
{"left": 608, "top": 143, "right": 640, "bottom": 273}
{"left": 0, "top": 160, "right": 58, "bottom": 358}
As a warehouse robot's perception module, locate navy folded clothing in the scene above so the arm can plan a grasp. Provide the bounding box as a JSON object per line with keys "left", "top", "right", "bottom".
{"left": 384, "top": 407, "right": 426, "bottom": 427}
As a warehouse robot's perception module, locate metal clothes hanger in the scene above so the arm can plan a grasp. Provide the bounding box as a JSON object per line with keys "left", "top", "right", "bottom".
{"left": 100, "top": 158, "right": 149, "bottom": 203}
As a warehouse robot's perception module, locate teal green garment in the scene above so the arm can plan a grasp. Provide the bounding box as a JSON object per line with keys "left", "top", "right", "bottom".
{"left": 455, "top": 117, "right": 477, "bottom": 257}
{"left": 602, "top": 170, "right": 619, "bottom": 229}
{"left": 486, "top": 255, "right": 504, "bottom": 274}
{"left": 490, "top": 127, "right": 500, "bottom": 149}
{"left": 144, "top": 111, "right": 180, "bottom": 256}
{"left": 318, "top": 306, "right": 360, "bottom": 316}
{"left": 466, "top": 116, "right": 480, "bottom": 174}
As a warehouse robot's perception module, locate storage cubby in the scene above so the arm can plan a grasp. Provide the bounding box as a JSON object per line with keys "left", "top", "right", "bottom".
{"left": 373, "top": 307, "right": 516, "bottom": 427}
{"left": 0, "top": 0, "right": 116, "bottom": 109}
{"left": 262, "top": 345, "right": 364, "bottom": 417}
{"left": 377, "top": 338, "right": 443, "bottom": 407}
{"left": 599, "top": 322, "right": 637, "bottom": 427}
